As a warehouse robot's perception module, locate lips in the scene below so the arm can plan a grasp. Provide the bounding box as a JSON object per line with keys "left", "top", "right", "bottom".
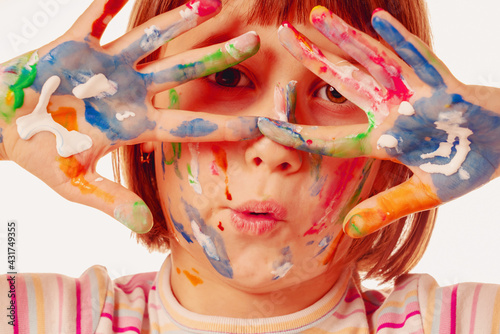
{"left": 231, "top": 200, "right": 287, "bottom": 235}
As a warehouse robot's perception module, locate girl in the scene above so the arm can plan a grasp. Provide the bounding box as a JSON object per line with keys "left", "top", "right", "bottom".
{"left": 1, "top": 0, "right": 499, "bottom": 333}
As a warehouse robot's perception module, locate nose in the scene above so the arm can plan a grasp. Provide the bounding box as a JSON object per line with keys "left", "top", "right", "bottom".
{"left": 244, "top": 137, "right": 302, "bottom": 174}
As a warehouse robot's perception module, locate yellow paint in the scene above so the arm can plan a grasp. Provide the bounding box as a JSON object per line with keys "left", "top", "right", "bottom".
{"left": 57, "top": 156, "right": 114, "bottom": 203}
{"left": 5, "top": 91, "right": 14, "bottom": 106}
{"left": 183, "top": 270, "right": 203, "bottom": 287}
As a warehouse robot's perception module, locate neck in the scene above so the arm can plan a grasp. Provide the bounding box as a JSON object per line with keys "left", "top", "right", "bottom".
{"left": 168, "top": 243, "right": 347, "bottom": 318}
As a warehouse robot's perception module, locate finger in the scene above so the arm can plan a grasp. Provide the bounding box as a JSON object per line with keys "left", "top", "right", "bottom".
{"left": 135, "top": 110, "right": 261, "bottom": 143}
{"left": 371, "top": 10, "right": 451, "bottom": 89}
{"left": 309, "top": 6, "right": 414, "bottom": 102}
{"left": 343, "top": 176, "right": 441, "bottom": 238}
{"left": 109, "top": 0, "right": 222, "bottom": 63}
{"left": 143, "top": 31, "right": 260, "bottom": 92}
{"left": 258, "top": 117, "right": 374, "bottom": 158}
{"left": 56, "top": 156, "right": 153, "bottom": 233}
{"left": 278, "top": 23, "right": 389, "bottom": 125}
{"left": 71, "top": 0, "right": 129, "bottom": 41}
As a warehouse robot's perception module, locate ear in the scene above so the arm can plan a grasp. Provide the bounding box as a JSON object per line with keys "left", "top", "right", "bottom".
{"left": 141, "top": 141, "right": 155, "bottom": 153}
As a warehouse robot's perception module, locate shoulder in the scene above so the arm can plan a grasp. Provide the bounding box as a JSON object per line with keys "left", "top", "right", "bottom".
{"left": 371, "top": 273, "right": 500, "bottom": 332}
{"left": 0, "top": 265, "right": 111, "bottom": 333}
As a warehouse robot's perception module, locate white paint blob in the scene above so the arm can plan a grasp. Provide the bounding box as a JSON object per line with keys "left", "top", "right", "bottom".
{"left": 16, "top": 76, "right": 93, "bottom": 157}
{"left": 419, "top": 110, "right": 473, "bottom": 176}
{"left": 398, "top": 101, "right": 415, "bottom": 116}
{"left": 273, "top": 85, "right": 288, "bottom": 122}
{"left": 180, "top": 1, "right": 200, "bottom": 28}
{"left": 72, "top": 73, "right": 117, "bottom": 100}
{"left": 115, "top": 111, "right": 136, "bottom": 121}
{"left": 377, "top": 134, "right": 399, "bottom": 149}
{"left": 190, "top": 220, "right": 220, "bottom": 261}
{"left": 459, "top": 168, "right": 470, "bottom": 180}
{"left": 26, "top": 51, "right": 39, "bottom": 69}
{"left": 188, "top": 143, "right": 202, "bottom": 194}
{"left": 271, "top": 262, "right": 293, "bottom": 280}
{"left": 140, "top": 25, "right": 161, "bottom": 52}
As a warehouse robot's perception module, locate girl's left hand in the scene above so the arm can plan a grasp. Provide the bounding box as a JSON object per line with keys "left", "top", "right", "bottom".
{"left": 258, "top": 7, "right": 500, "bottom": 238}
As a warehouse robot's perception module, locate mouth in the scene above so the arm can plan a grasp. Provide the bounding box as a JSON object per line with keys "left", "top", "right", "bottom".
{"left": 231, "top": 200, "right": 287, "bottom": 235}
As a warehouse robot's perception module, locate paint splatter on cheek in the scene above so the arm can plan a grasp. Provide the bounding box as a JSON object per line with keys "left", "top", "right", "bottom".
{"left": 211, "top": 145, "right": 232, "bottom": 201}
{"left": 57, "top": 156, "right": 114, "bottom": 202}
{"left": 218, "top": 221, "right": 224, "bottom": 231}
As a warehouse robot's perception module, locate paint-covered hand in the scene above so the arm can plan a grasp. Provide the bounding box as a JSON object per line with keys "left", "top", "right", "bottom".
{"left": 0, "top": 0, "right": 260, "bottom": 233}
{"left": 258, "top": 7, "right": 500, "bottom": 238}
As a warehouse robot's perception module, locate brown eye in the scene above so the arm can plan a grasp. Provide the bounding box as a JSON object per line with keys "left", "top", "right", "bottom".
{"left": 315, "top": 85, "right": 347, "bottom": 104}
{"left": 214, "top": 68, "right": 241, "bottom": 87}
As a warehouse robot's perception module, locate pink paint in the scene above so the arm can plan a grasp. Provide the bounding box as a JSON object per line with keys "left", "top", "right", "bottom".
{"left": 306, "top": 139, "right": 313, "bottom": 145}
{"left": 210, "top": 161, "right": 219, "bottom": 175}
{"left": 303, "top": 221, "right": 327, "bottom": 236}
{"left": 373, "top": 8, "right": 384, "bottom": 14}
{"left": 186, "top": 0, "right": 221, "bottom": 17}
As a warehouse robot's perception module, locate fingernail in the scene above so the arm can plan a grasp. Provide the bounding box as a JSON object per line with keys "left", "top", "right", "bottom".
{"left": 186, "top": 0, "right": 222, "bottom": 17}
{"left": 225, "top": 31, "right": 260, "bottom": 58}
{"left": 373, "top": 8, "right": 385, "bottom": 15}
{"left": 344, "top": 214, "right": 366, "bottom": 238}
{"left": 114, "top": 201, "right": 153, "bottom": 233}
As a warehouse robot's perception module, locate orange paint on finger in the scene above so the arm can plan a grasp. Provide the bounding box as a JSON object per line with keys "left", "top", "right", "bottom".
{"left": 183, "top": 270, "right": 204, "bottom": 287}
{"left": 211, "top": 145, "right": 232, "bottom": 201}
{"left": 346, "top": 181, "right": 441, "bottom": 237}
{"left": 57, "top": 156, "right": 114, "bottom": 203}
{"left": 176, "top": 267, "right": 181, "bottom": 274}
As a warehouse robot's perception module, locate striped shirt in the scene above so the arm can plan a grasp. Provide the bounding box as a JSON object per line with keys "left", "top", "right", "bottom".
{"left": 2, "top": 257, "right": 500, "bottom": 333}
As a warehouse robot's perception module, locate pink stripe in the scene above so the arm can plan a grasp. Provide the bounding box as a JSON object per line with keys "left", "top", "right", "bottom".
{"left": 114, "top": 273, "right": 155, "bottom": 294}
{"left": 438, "top": 286, "right": 453, "bottom": 333}
{"left": 469, "top": 285, "right": 482, "bottom": 334}
{"left": 450, "top": 285, "right": 458, "bottom": 334}
{"left": 11, "top": 276, "right": 18, "bottom": 334}
{"left": 57, "top": 276, "right": 64, "bottom": 334}
{"left": 101, "top": 312, "right": 113, "bottom": 320}
{"left": 377, "top": 310, "right": 421, "bottom": 331}
{"left": 344, "top": 287, "right": 361, "bottom": 303}
{"left": 15, "top": 276, "right": 29, "bottom": 333}
{"left": 112, "top": 325, "right": 141, "bottom": 333}
{"left": 76, "top": 280, "right": 81, "bottom": 334}
{"left": 79, "top": 271, "right": 95, "bottom": 332}
{"left": 333, "top": 308, "right": 365, "bottom": 320}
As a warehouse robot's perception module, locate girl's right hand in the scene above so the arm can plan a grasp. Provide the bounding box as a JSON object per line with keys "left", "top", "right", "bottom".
{"left": 0, "top": 0, "right": 260, "bottom": 233}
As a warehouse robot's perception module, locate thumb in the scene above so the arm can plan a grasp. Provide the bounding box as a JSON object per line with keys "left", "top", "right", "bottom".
{"left": 343, "top": 176, "right": 441, "bottom": 238}
{"left": 55, "top": 156, "right": 153, "bottom": 233}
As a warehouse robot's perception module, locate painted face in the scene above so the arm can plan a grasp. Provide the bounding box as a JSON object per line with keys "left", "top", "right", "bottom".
{"left": 153, "top": 1, "right": 380, "bottom": 292}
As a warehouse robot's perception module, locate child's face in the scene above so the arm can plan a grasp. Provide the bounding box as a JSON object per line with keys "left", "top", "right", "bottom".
{"left": 153, "top": 0, "right": 380, "bottom": 291}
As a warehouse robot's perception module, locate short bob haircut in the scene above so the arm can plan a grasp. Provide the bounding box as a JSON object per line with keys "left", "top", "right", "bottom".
{"left": 115, "top": 0, "right": 437, "bottom": 283}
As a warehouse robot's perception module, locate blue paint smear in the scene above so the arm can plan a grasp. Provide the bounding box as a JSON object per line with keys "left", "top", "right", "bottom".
{"left": 372, "top": 17, "right": 445, "bottom": 88}
{"left": 383, "top": 88, "right": 500, "bottom": 201}
{"left": 181, "top": 198, "right": 233, "bottom": 279}
{"left": 306, "top": 240, "right": 315, "bottom": 246}
{"left": 167, "top": 198, "right": 193, "bottom": 243}
{"left": 31, "top": 41, "right": 156, "bottom": 141}
{"left": 315, "top": 235, "right": 333, "bottom": 257}
{"left": 0, "top": 128, "right": 3, "bottom": 143}
{"left": 310, "top": 175, "right": 327, "bottom": 197}
{"left": 170, "top": 118, "right": 218, "bottom": 138}
{"left": 272, "top": 246, "right": 293, "bottom": 280}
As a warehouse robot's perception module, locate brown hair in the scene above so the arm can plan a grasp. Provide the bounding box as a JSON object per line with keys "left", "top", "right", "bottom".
{"left": 115, "top": 0, "right": 437, "bottom": 283}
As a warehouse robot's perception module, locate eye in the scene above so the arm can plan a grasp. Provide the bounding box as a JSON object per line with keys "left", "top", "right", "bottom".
{"left": 207, "top": 67, "right": 252, "bottom": 88}
{"left": 314, "top": 84, "right": 347, "bottom": 104}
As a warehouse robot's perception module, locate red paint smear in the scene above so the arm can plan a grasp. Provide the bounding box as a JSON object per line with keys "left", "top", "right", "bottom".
{"left": 91, "top": 0, "right": 127, "bottom": 39}
{"left": 368, "top": 52, "right": 413, "bottom": 102}
{"left": 210, "top": 161, "right": 219, "bottom": 175}
{"left": 306, "top": 139, "right": 313, "bottom": 145}
{"left": 211, "top": 145, "right": 232, "bottom": 201}
{"left": 218, "top": 221, "right": 224, "bottom": 231}
{"left": 303, "top": 221, "right": 327, "bottom": 236}
{"left": 187, "top": 0, "right": 221, "bottom": 17}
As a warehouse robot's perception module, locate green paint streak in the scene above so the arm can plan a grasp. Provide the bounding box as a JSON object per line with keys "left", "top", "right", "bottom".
{"left": 349, "top": 110, "right": 375, "bottom": 141}
{"left": 0, "top": 52, "right": 39, "bottom": 123}
{"left": 346, "top": 215, "right": 363, "bottom": 237}
{"left": 168, "top": 89, "right": 180, "bottom": 109}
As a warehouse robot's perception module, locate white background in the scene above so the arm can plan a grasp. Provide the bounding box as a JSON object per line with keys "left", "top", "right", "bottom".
{"left": 0, "top": 0, "right": 499, "bottom": 286}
